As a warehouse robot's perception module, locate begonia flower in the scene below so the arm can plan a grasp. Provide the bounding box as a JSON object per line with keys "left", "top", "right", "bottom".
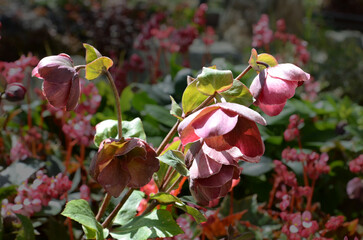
{"left": 186, "top": 140, "right": 241, "bottom": 205}
{"left": 249, "top": 63, "right": 310, "bottom": 116}
{"left": 90, "top": 138, "right": 160, "bottom": 197}
{"left": 3, "top": 83, "right": 27, "bottom": 102}
{"left": 32, "top": 54, "right": 80, "bottom": 111}
{"left": 178, "top": 102, "right": 266, "bottom": 163}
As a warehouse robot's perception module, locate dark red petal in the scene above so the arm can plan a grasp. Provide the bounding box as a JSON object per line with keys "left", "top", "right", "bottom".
{"left": 97, "top": 159, "right": 129, "bottom": 197}
{"left": 42, "top": 81, "right": 71, "bottom": 109}
{"left": 66, "top": 74, "right": 80, "bottom": 111}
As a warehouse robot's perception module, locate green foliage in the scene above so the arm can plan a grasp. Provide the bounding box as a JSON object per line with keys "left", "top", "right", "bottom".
{"left": 114, "top": 190, "right": 145, "bottom": 226}
{"left": 61, "top": 199, "right": 104, "bottom": 240}
{"left": 83, "top": 43, "right": 102, "bottom": 64}
{"left": 182, "top": 80, "right": 208, "bottom": 115}
{"left": 157, "top": 150, "right": 189, "bottom": 176}
{"left": 15, "top": 214, "right": 35, "bottom": 240}
{"left": 110, "top": 209, "right": 183, "bottom": 240}
{"left": 150, "top": 193, "right": 206, "bottom": 223}
{"left": 220, "top": 80, "right": 254, "bottom": 106}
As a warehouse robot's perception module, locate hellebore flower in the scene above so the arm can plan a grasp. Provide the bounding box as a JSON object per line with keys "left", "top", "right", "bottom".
{"left": 90, "top": 138, "right": 160, "bottom": 197}
{"left": 249, "top": 63, "right": 310, "bottom": 116}
{"left": 32, "top": 54, "right": 80, "bottom": 111}
{"left": 178, "top": 102, "right": 266, "bottom": 163}
{"left": 3, "top": 83, "right": 26, "bottom": 102}
{"left": 187, "top": 140, "right": 241, "bottom": 205}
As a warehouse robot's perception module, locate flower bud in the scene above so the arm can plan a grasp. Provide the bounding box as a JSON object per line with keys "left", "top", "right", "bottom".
{"left": 3, "top": 83, "right": 26, "bottom": 102}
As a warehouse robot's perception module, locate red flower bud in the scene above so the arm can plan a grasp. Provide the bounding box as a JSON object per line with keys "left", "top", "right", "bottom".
{"left": 32, "top": 54, "right": 80, "bottom": 111}
{"left": 4, "top": 83, "right": 26, "bottom": 102}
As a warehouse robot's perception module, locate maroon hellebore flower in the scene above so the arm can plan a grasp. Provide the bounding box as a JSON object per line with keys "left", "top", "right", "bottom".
{"left": 187, "top": 140, "right": 241, "bottom": 205}
{"left": 32, "top": 54, "right": 80, "bottom": 111}
{"left": 89, "top": 138, "right": 160, "bottom": 197}
{"left": 249, "top": 63, "right": 310, "bottom": 116}
{"left": 178, "top": 102, "right": 266, "bottom": 163}
{"left": 3, "top": 83, "right": 26, "bottom": 102}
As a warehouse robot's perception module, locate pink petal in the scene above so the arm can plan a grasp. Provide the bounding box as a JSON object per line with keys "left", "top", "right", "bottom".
{"left": 192, "top": 108, "right": 238, "bottom": 138}
{"left": 259, "top": 76, "right": 298, "bottom": 104}
{"left": 249, "top": 70, "right": 266, "bottom": 99}
{"left": 42, "top": 81, "right": 71, "bottom": 109}
{"left": 215, "top": 102, "right": 267, "bottom": 126}
{"left": 189, "top": 149, "right": 222, "bottom": 179}
{"left": 197, "top": 165, "right": 234, "bottom": 187}
{"left": 178, "top": 106, "right": 219, "bottom": 145}
{"left": 224, "top": 117, "right": 265, "bottom": 160}
{"left": 267, "top": 63, "right": 310, "bottom": 82}
{"left": 202, "top": 143, "right": 237, "bottom": 165}
{"left": 254, "top": 100, "right": 286, "bottom": 116}
{"left": 66, "top": 74, "right": 80, "bottom": 111}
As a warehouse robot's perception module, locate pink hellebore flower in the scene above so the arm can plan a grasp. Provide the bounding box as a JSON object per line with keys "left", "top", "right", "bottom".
{"left": 32, "top": 54, "right": 80, "bottom": 111}
{"left": 90, "top": 138, "right": 160, "bottom": 197}
{"left": 250, "top": 63, "right": 310, "bottom": 116}
{"left": 187, "top": 140, "right": 241, "bottom": 205}
{"left": 178, "top": 102, "right": 266, "bottom": 163}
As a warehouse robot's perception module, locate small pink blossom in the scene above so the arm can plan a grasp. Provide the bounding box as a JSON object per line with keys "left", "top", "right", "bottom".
{"left": 325, "top": 215, "right": 345, "bottom": 230}
{"left": 250, "top": 64, "right": 310, "bottom": 116}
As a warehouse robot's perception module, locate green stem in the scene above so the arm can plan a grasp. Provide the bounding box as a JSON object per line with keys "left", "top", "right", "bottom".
{"left": 95, "top": 193, "right": 112, "bottom": 221}
{"left": 165, "top": 174, "right": 184, "bottom": 193}
{"left": 156, "top": 120, "right": 180, "bottom": 156}
{"left": 235, "top": 65, "right": 252, "bottom": 81}
{"left": 102, "top": 188, "right": 134, "bottom": 228}
{"left": 104, "top": 69, "right": 123, "bottom": 139}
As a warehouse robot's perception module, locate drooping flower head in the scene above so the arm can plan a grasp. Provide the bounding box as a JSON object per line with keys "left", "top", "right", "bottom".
{"left": 32, "top": 54, "right": 80, "bottom": 111}
{"left": 90, "top": 138, "right": 160, "bottom": 197}
{"left": 178, "top": 102, "right": 266, "bottom": 163}
{"left": 250, "top": 63, "right": 310, "bottom": 116}
{"left": 187, "top": 140, "right": 241, "bottom": 205}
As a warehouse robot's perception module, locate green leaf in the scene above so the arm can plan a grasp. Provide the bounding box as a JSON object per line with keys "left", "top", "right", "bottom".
{"left": 181, "top": 80, "right": 208, "bottom": 115}
{"left": 0, "top": 185, "right": 17, "bottom": 202}
{"left": 221, "top": 80, "right": 254, "bottom": 106}
{"left": 119, "top": 86, "right": 134, "bottom": 113}
{"left": 85, "top": 57, "right": 113, "bottom": 80}
{"left": 248, "top": 48, "right": 260, "bottom": 72}
{"left": 150, "top": 193, "right": 206, "bottom": 224}
{"left": 170, "top": 96, "right": 183, "bottom": 119}
{"left": 61, "top": 199, "right": 104, "bottom": 240}
{"left": 15, "top": 214, "right": 35, "bottom": 240}
{"left": 94, "top": 118, "right": 146, "bottom": 147}
{"left": 83, "top": 43, "right": 102, "bottom": 64}
{"left": 144, "top": 104, "right": 177, "bottom": 128}
{"left": 157, "top": 150, "right": 189, "bottom": 176}
{"left": 110, "top": 209, "right": 183, "bottom": 240}
{"left": 196, "top": 67, "right": 233, "bottom": 96}
{"left": 114, "top": 190, "right": 145, "bottom": 226}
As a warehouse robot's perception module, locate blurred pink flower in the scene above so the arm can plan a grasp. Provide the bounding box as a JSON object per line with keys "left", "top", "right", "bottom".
{"left": 3, "top": 82, "right": 27, "bottom": 102}
{"left": 32, "top": 54, "right": 80, "bottom": 111}
{"left": 250, "top": 63, "right": 310, "bottom": 116}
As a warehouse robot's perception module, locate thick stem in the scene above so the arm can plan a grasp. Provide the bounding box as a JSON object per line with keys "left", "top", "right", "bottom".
{"left": 165, "top": 174, "right": 183, "bottom": 193}
{"left": 102, "top": 188, "right": 134, "bottom": 228}
{"left": 95, "top": 193, "right": 112, "bottom": 221}
{"left": 104, "top": 69, "right": 123, "bottom": 139}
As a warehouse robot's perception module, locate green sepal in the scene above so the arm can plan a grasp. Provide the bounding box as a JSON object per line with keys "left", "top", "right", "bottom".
{"left": 181, "top": 79, "right": 208, "bottom": 115}
{"left": 157, "top": 150, "right": 189, "bottom": 176}
{"left": 170, "top": 96, "right": 183, "bottom": 120}
{"left": 83, "top": 43, "right": 102, "bottom": 64}
{"left": 196, "top": 67, "right": 233, "bottom": 96}
{"left": 220, "top": 80, "right": 254, "bottom": 106}
{"left": 85, "top": 57, "right": 113, "bottom": 80}
{"left": 248, "top": 48, "right": 260, "bottom": 72}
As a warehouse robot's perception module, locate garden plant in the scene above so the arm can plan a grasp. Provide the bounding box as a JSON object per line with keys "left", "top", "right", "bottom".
{"left": 0, "top": 2, "right": 362, "bottom": 240}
